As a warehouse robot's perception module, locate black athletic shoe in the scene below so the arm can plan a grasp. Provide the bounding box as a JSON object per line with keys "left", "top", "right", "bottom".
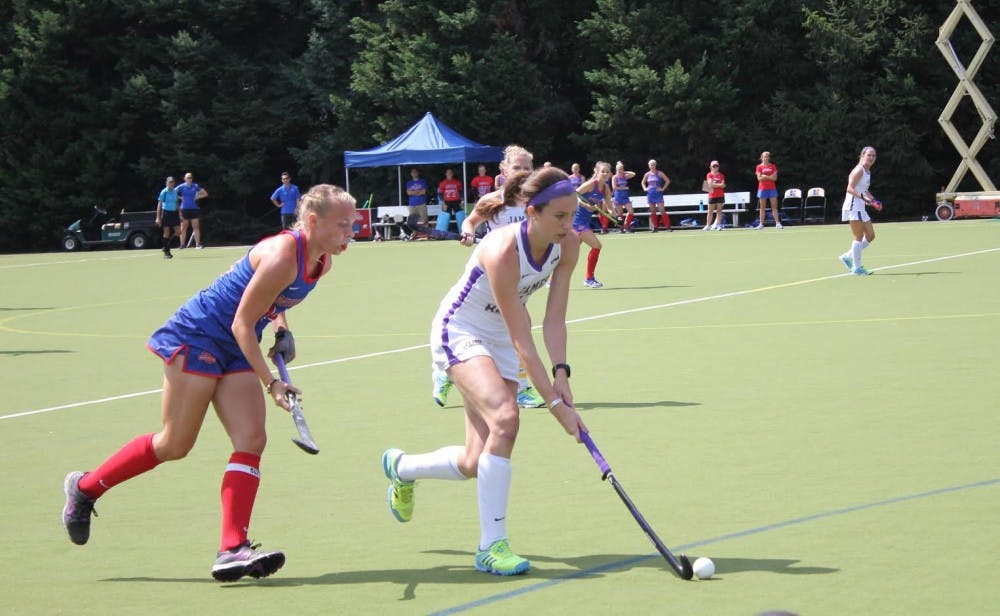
{"left": 211, "top": 541, "right": 286, "bottom": 582}
{"left": 62, "top": 471, "right": 97, "bottom": 545}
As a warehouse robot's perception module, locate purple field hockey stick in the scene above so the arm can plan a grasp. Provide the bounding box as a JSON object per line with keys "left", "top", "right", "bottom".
{"left": 273, "top": 353, "right": 319, "bottom": 455}
{"left": 580, "top": 431, "right": 693, "bottom": 580}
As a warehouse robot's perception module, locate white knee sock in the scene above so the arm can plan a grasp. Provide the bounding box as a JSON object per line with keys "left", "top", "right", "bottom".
{"left": 396, "top": 446, "right": 467, "bottom": 481}
{"left": 860, "top": 238, "right": 871, "bottom": 251}
{"left": 851, "top": 240, "right": 863, "bottom": 268}
{"left": 477, "top": 452, "right": 512, "bottom": 550}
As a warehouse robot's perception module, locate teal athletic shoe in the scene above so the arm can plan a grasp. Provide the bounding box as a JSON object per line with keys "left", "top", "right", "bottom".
{"left": 516, "top": 386, "right": 545, "bottom": 409}
{"left": 475, "top": 538, "right": 531, "bottom": 576}
{"left": 432, "top": 370, "right": 452, "bottom": 407}
{"left": 839, "top": 253, "right": 853, "bottom": 271}
{"left": 851, "top": 266, "right": 872, "bottom": 276}
{"left": 382, "top": 448, "right": 415, "bottom": 522}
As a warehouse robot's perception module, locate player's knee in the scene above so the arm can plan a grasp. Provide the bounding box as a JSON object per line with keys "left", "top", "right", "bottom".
{"left": 491, "top": 404, "right": 521, "bottom": 442}
{"left": 154, "top": 435, "right": 196, "bottom": 461}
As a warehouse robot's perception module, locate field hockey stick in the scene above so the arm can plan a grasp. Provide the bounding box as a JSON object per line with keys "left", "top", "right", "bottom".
{"left": 579, "top": 431, "right": 693, "bottom": 580}
{"left": 576, "top": 195, "right": 620, "bottom": 226}
{"left": 186, "top": 233, "right": 195, "bottom": 248}
{"left": 272, "top": 353, "right": 320, "bottom": 455}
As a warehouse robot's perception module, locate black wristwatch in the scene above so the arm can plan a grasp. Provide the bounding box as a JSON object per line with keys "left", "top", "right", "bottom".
{"left": 552, "top": 363, "right": 571, "bottom": 378}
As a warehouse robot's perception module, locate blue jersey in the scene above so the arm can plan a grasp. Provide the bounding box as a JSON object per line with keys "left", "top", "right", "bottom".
{"left": 148, "top": 230, "right": 324, "bottom": 363}
{"left": 613, "top": 174, "right": 630, "bottom": 204}
{"left": 271, "top": 184, "right": 302, "bottom": 215}
{"left": 406, "top": 179, "right": 428, "bottom": 206}
{"left": 576, "top": 184, "right": 604, "bottom": 228}
{"left": 177, "top": 183, "right": 202, "bottom": 209}
{"left": 158, "top": 187, "right": 178, "bottom": 211}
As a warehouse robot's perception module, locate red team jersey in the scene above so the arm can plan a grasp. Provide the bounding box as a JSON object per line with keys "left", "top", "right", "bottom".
{"left": 438, "top": 179, "right": 463, "bottom": 202}
{"left": 470, "top": 175, "right": 494, "bottom": 198}
{"left": 756, "top": 163, "right": 777, "bottom": 190}
{"left": 706, "top": 172, "right": 726, "bottom": 199}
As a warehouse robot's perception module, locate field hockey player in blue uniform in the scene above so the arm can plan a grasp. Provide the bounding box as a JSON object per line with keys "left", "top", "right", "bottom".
{"left": 382, "top": 166, "right": 587, "bottom": 576}
{"left": 61, "top": 185, "right": 357, "bottom": 582}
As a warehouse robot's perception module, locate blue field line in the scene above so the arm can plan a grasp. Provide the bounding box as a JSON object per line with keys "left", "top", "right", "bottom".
{"left": 429, "top": 477, "right": 999, "bottom": 616}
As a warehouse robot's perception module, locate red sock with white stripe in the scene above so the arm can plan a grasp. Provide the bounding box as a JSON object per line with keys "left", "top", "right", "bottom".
{"left": 624, "top": 213, "right": 634, "bottom": 228}
{"left": 586, "top": 247, "right": 601, "bottom": 279}
{"left": 660, "top": 213, "right": 671, "bottom": 229}
{"left": 78, "top": 433, "right": 161, "bottom": 499}
{"left": 220, "top": 452, "right": 261, "bottom": 551}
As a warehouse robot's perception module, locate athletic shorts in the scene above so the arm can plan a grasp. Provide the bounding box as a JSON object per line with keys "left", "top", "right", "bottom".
{"left": 280, "top": 213, "right": 297, "bottom": 230}
{"left": 646, "top": 191, "right": 664, "bottom": 205}
{"left": 708, "top": 196, "right": 725, "bottom": 205}
{"left": 147, "top": 326, "right": 251, "bottom": 378}
{"left": 573, "top": 220, "right": 592, "bottom": 233}
{"left": 181, "top": 208, "right": 200, "bottom": 220}
{"left": 757, "top": 188, "right": 778, "bottom": 199}
{"left": 443, "top": 200, "right": 463, "bottom": 214}
{"left": 613, "top": 191, "right": 630, "bottom": 206}
{"left": 842, "top": 207, "right": 871, "bottom": 223}
{"left": 161, "top": 210, "right": 180, "bottom": 227}
{"left": 430, "top": 320, "right": 518, "bottom": 382}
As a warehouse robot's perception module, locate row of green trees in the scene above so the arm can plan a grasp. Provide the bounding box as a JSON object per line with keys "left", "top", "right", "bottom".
{"left": 1, "top": 0, "right": 997, "bottom": 251}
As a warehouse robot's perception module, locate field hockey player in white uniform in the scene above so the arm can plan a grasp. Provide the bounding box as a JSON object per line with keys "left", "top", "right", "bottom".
{"left": 839, "top": 146, "right": 879, "bottom": 275}
{"left": 432, "top": 145, "right": 545, "bottom": 409}
{"left": 381, "top": 166, "right": 587, "bottom": 576}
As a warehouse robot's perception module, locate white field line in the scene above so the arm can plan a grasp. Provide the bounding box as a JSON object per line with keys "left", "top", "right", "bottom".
{"left": 2, "top": 246, "right": 997, "bottom": 421}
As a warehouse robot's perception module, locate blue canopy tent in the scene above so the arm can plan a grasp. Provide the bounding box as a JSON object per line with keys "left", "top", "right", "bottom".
{"left": 343, "top": 112, "right": 503, "bottom": 206}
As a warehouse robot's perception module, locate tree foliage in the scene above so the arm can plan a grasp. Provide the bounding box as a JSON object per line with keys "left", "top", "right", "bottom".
{"left": 0, "top": 0, "right": 997, "bottom": 251}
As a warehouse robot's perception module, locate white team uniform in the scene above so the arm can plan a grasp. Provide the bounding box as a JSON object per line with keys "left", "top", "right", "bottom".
{"left": 841, "top": 166, "right": 872, "bottom": 222}
{"left": 431, "top": 220, "right": 561, "bottom": 381}
{"left": 482, "top": 204, "right": 526, "bottom": 234}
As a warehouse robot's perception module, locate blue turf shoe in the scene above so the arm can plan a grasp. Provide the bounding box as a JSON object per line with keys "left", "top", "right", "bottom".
{"left": 516, "top": 386, "right": 545, "bottom": 409}
{"left": 583, "top": 278, "right": 604, "bottom": 289}
{"left": 839, "top": 253, "right": 853, "bottom": 271}
{"left": 851, "top": 266, "right": 872, "bottom": 276}
{"left": 382, "top": 448, "right": 415, "bottom": 522}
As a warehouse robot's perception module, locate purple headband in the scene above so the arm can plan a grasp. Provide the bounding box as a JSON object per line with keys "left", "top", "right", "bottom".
{"left": 527, "top": 179, "right": 576, "bottom": 206}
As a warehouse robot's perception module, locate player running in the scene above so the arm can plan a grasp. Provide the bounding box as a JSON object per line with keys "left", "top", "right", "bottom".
{"left": 381, "top": 166, "right": 587, "bottom": 576}
{"left": 61, "top": 185, "right": 357, "bottom": 582}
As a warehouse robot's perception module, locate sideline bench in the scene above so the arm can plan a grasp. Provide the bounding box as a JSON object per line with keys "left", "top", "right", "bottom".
{"left": 603, "top": 192, "right": 751, "bottom": 229}
{"left": 372, "top": 204, "right": 445, "bottom": 240}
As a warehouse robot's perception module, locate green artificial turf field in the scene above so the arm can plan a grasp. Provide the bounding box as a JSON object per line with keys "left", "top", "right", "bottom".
{"left": 2, "top": 219, "right": 997, "bottom": 615}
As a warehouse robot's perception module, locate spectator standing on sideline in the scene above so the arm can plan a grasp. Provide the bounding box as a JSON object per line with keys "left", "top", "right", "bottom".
{"left": 703, "top": 161, "right": 727, "bottom": 231}
{"left": 470, "top": 165, "right": 494, "bottom": 203}
{"left": 755, "top": 151, "right": 782, "bottom": 229}
{"left": 177, "top": 172, "right": 208, "bottom": 249}
{"left": 61, "top": 185, "right": 358, "bottom": 582}
{"left": 270, "top": 171, "right": 302, "bottom": 230}
{"left": 380, "top": 166, "right": 586, "bottom": 577}
{"left": 641, "top": 159, "right": 671, "bottom": 232}
{"left": 406, "top": 168, "right": 429, "bottom": 226}
{"left": 838, "top": 146, "right": 880, "bottom": 275}
{"left": 437, "top": 168, "right": 465, "bottom": 233}
{"left": 494, "top": 165, "right": 506, "bottom": 191}
{"left": 156, "top": 176, "right": 180, "bottom": 259}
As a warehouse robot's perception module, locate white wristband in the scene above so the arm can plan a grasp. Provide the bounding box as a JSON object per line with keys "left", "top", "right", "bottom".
{"left": 549, "top": 398, "right": 564, "bottom": 410}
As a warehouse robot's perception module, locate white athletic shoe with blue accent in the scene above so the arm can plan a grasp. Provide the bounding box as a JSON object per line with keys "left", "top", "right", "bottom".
{"left": 852, "top": 266, "right": 872, "bottom": 276}
{"left": 839, "top": 253, "right": 853, "bottom": 271}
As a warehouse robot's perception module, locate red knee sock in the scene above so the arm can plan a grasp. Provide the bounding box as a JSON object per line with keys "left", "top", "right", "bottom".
{"left": 624, "top": 213, "right": 634, "bottom": 229}
{"left": 586, "top": 247, "right": 601, "bottom": 279}
{"left": 78, "top": 433, "right": 161, "bottom": 499}
{"left": 660, "top": 213, "right": 671, "bottom": 229}
{"left": 649, "top": 213, "right": 658, "bottom": 229}
{"left": 220, "top": 452, "right": 261, "bottom": 551}
{"left": 599, "top": 214, "right": 608, "bottom": 231}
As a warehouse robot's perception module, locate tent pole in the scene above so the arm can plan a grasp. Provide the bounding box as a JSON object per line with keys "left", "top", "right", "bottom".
{"left": 462, "top": 163, "right": 468, "bottom": 211}
{"left": 398, "top": 166, "right": 403, "bottom": 206}
{"left": 345, "top": 168, "right": 350, "bottom": 194}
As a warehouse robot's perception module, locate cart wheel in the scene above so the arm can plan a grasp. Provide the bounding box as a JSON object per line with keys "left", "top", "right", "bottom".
{"left": 127, "top": 232, "right": 149, "bottom": 249}
{"left": 935, "top": 202, "right": 955, "bottom": 221}
{"left": 62, "top": 235, "right": 81, "bottom": 251}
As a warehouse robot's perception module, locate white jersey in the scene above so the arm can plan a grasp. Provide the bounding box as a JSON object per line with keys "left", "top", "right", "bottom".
{"left": 432, "top": 219, "right": 561, "bottom": 348}
{"left": 842, "top": 165, "right": 871, "bottom": 210}
{"left": 482, "top": 204, "right": 527, "bottom": 234}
